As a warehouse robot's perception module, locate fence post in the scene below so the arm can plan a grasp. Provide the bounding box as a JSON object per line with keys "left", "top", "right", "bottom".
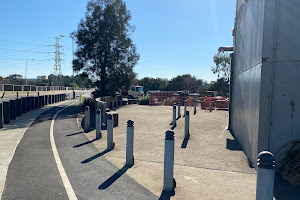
{"left": 84, "top": 106, "right": 90, "bottom": 132}
{"left": 194, "top": 99, "right": 197, "bottom": 115}
{"left": 172, "top": 104, "right": 176, "bottom": 128}
{"left": 107, "top": 114, "right": 114, "bottom": 150}
{"left": 177, "top": 101, "right": 181, "bottom": 118}
{"left": 184, "top": 111, "right": 190, "bottom": 139}
{"left": 184, "top": 100, "right": 187, "bottom": 117}
{"left": 96, "top": 109, "right": 102, "bottom": 139}
{"left": 163, "top": 130, "right": 176, "bottom": 192}
{"left": 256, "top": 151, "right": 275, "bottom": 200}
{"left": 126, "top": 120, "right": 134, "bottom": 166}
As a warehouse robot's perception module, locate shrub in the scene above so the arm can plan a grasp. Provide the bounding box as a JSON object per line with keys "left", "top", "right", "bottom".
{"left": 82, "top": 97, "right": 95, "bottom": 111}
{"left": 138, "top": 97, "right": 149, "bottom": 105}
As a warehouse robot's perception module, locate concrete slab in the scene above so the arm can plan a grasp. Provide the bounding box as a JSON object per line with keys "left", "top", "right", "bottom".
{"left": 84, "top": 104, "right": 257, "bottom": 200}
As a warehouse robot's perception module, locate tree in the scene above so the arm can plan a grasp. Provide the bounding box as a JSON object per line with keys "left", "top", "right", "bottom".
{"left": 166, "top": 74, "right": 203, "bottom": 93}
{"left": 3, "top": 74, "right": 25, "bottom": 85}
{"left": 138, "top": 77, "right": 167, "bottom": 92}
{"left": 211, "top": 53, "right": 231, "bottom": 81}
{"left": 72, "top": 0, "right": 139, "bottom": 97}
{"left": 207, "top": 78, "right": 229, "bottom": 97}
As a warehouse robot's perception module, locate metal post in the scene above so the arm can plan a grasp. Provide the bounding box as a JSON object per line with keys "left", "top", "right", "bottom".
{"left": 172, "top": 104, "right": 176, "bottom": 128}
{"left": 184, "top": 100, "right": 187, "bottom": 117}
{"left": 163, "top": 130, "right": 176, "bottom": 192}
{"left": 126, "top": 120, "right": 134, "bottom": 166}
{"left": 256, "top": 151, "right": 275, "bottom": 200}
{"left": 107, "top": 114, "right": 114, "bottom": 150}
{"left": 185, "top": 111, "right": 190, "bottom": 139}
{"left": 96, "top": 109, "right": 102, "bottom": 139}
{"left": 194, "top": 99, "right": 197, "bottom": 115}
{"left": 84, "top": 106, "right": 90, "bottom": 132}
{"left": 177, "top": 101, "right": 181, "bottom": 118}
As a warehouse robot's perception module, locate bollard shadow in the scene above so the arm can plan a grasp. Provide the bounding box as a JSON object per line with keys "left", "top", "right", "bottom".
{"left": 181, "top": 137, "right": 189, "bottom": 148}
{"left": 170, "top": 124, "right": 176, "bottom": 130}
{"left": 98, "top": 165, "right": 132, "bottom": 190}
{"left": 66, "top": 131, "right": 83, "bottom": 137}
{"left": 274, "top": 174, "right": 300, "bottom": 199}
{"left": 73, "top": 138, "right": 98, "bottom": 148}
{"left": 159, "top": 190, "right": 175, "bottom": 200}
{"left": 176, "top": 116, "right": 181, "bottom": 120}
{"left": 226, "top": 138, "right": 243, "bottom": 151}
{"left": 81, "top": 149, "right": 112, "bottom": 164}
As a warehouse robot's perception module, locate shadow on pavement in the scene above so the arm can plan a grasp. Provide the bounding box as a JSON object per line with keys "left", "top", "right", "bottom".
{"left": 226, "top": 138, "right": 243, "bottom": 151}
{"left": 274, "top": 175, "right": 300, "bottom": 200}
{"left": 181, "top": 137, "right": 189, "bottom": 148}
{"left": 98, "top": 165, "right": 132, "bottom": 190}
{"left": 73, "top": 138, "right": 98, "bottom": 148}
{"left": 81, "top": 149, "right": 112, "bottom": 164}
{"left": 66, "top": 131, "right": 83, "bottom": 137}
{"left": 159, "top": 190, "right": 175, "bottom": 200}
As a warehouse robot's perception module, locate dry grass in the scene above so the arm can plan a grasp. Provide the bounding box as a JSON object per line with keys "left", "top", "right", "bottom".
{"left": 280, "top": 141, "right": 300, "bottom": 185}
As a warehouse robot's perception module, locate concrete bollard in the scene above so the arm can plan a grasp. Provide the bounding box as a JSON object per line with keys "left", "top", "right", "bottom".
{"left": 84, "top": 106, "right": 90, "bottom": 133}
{"left": 16, "top": 98, "right": 22, "bottom": 116}
{"left": 184, "top": 111, "right": 190, "bottom": 139}
{"left": 194, "top": 99, "right": 197, "bottom": 115}
{"left": 107, "top": 114, "right": 114, "bottom": 150}
{"left": 96, "top": 109, "right": 102, "bottom": 139}
{"left": 184, "top": 100, "right": 187, "bottom": 117}
{"left": 3, "top": 101, "right": 10, "bottom": 124}
{"left": 30, "top": 97, "right": 35, "bottom": 110}
{"left": 21, "top": 97, "right": 27, "bottom": 113}
{"left": 172, "top": 104, "right": 176, "bottom": 128}
{"left": 45, "top": 95, "right": 48, "bottom": 105}
{"left": 256, "top": 151, "right": 275, "bottom": 200}
{"left": 34, "top": 96, "right": 39, "bottom": 109}
{"left": 126, "top": 120, "right": 134, "bottom": 166}
{"left": 177, "top": 102, "right": 181, "bottom": 118}
{"left": 26, "top": 97, "right": 30, "bottom": 111}
{"left": 9, "top": 99, "right": 16, "bottom": 120}
{"left": 163, "top": 130, "right": 176, "bottom": 192}
{"left": 0, "top": 102, "right": 3, "bottom": 128}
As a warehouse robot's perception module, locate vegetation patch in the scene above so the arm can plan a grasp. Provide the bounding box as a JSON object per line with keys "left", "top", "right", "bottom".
{"left": 280, "top": 141, "right": 300, "bottom": 185}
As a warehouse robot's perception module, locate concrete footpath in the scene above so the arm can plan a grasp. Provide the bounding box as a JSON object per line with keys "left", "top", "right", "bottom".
{"left": 84, "top": 105, "right": 257, "bottom": 200}
{"left": 0, "top": 100, "right": 71, "bottom": 198}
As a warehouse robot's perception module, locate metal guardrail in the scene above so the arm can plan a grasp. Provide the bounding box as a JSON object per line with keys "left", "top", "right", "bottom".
{"left": 0, "top": 84, "right": 89, "bottom": 92}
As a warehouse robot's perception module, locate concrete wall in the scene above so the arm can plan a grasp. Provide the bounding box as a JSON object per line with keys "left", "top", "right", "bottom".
{"left": 232, "top": 0, "right": 300, "bottom": 169}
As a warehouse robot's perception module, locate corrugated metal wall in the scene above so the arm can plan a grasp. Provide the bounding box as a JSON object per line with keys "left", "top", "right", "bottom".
{"left": 232, "top": 0, "right": 300, "bottom": 169}
{"left": 231, "top": 0, "right": 265, "bottom": 166}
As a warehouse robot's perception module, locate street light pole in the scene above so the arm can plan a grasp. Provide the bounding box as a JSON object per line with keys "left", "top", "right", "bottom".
{"left": 60, "top": 35, "right": 75, "bottom": 99}
{"left": 25, "top": 59, "right": 34, "bottom": 85}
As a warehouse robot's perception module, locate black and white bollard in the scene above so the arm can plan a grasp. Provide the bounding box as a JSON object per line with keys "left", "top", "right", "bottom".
{"left": 194, "top": 99, "right": 197, "bottom": 115}
{"left": 126, "top": 120, "right": 134, "bottom": 166}
{"left": 184, "top": 111, "right": 190, "bottom": 139}
{"left": 177, "top": 102, "right": 181, "bottom": 118}
{"left": 256, "top": 151, "right": 275, "bottom": 200}
{"left": 184, "top": 100, "right": 187, "bottom": 117}
{"left": 163, "top": 130, "right": 176, "bottom": 192}
{"left": 107, "top": 114, "right": 114, "bottom": 150}
{"left": 172, "top": 104, "right": 176, "bottom": 128}
{"left": 84, "top": 106, "right": 90, "bottom": 133}
{"left": 96, "top": 109, "right": 102, "bottom": 139}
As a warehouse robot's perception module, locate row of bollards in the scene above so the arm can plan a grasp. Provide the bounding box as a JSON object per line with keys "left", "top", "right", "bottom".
{"left": 0, "top": 94, "right": 67, "bottom": 128}
{"left": 85, "top": 106, "right": 133, "bottom": 166}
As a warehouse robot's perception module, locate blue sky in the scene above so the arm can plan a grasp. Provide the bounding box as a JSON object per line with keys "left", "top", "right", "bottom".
{"left": 0, "top": 0, "right": 235, "bottom": 82}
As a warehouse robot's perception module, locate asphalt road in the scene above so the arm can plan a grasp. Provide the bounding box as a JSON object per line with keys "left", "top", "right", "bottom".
{"left": 2, "top": 100, "right": 157, "bottom": 200}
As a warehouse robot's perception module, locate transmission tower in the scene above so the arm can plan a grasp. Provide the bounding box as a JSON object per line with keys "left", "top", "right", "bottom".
{"left": 52, "top": 37, "right": 64, "bottom": 86}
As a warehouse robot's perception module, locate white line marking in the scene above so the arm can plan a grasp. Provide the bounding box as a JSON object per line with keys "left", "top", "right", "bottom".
{"left": 50, "top": 102, "right": 78, "bottom": 200}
